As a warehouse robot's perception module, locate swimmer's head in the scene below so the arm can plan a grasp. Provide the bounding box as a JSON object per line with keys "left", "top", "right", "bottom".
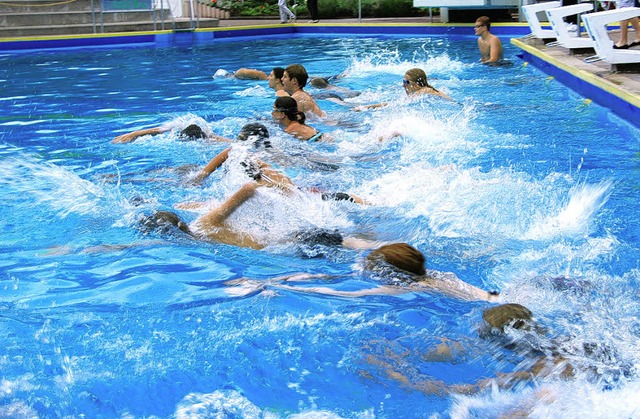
{"left": 310, "top": 77, "right": 330, "bottom": 88}
{"left": 237, "top": 123, "right": 271, "bottom": 148}
{"left": 476, "top": 16, "right": 492, "bottom": 31}
{"left": 213, "top": 68, "right": 232, "bottom": 78}
{"left": 294, "top": 228, "right": 344, "bottom": 258}
{"left": 179, "top": 124, "right": 207, "bottom": 141}
{"left": 284, "top": 64, "right": 309, "bottom": 88}
{"left": 139, "top": 211, "right": 191, "bottom": 236}
{"left": 482, "top": 303, "right": 533, "bottom": 333}
{"left": 365, "top": 243, "right": 426, "bottom": 277}
{"left": 272, "top": 67, "right": 285, "bottom": 80}
{"left": 404, "top": 68, "right": 430, "bottom": 88}
{"left": 269, "top": 67, "right": 286, "bottom": 90}
{"left": 273, "top": 96, "right": 305, "bottom": 124}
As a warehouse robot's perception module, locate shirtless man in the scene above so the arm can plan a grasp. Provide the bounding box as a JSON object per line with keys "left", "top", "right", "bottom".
{"left": 282, "top": 64, "right": 326, "bottom": 118}
{"left": 474, "top": 16, "right": 504, "bottom": 64}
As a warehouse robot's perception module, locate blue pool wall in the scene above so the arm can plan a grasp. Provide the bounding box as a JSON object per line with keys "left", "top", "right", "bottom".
{"left": 1, "top": 23, "right": 638, "bottom": 128}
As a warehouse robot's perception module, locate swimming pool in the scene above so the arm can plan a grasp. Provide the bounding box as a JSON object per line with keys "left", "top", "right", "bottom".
{"left": 2, "top": 34, "right": 640, "bottom": 417}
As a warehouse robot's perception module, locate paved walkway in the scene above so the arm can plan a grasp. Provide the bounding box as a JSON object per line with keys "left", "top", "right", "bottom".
{"left": 214, "top": 16, "right": 441, "bottom": 27}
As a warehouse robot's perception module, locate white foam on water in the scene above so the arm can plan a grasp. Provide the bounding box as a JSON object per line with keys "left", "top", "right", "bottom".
{"left": 0, "top": 155, "right": 108, "bottom": 218}
{"left": 523, "top": 180, "right": 613, "bottom": 240}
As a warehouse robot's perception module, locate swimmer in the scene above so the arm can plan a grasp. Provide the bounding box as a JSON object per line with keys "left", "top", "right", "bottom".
{"left": 212, "top": 68, "right": 269, "bottom": 80}
{"left": 268, "top": 67, "right": 290, "bottom": 97}
{"left": 309, "top": 76, "right": 362, "bottom": 104}
{"left": 112, "top": 122, "right": 230, "bottom": 144}
{"left": 282, "top": 64, "right": 326, "bottom": 118}
{"left": 272, "top": 96, "right": 329, "bottom": 142}
{"left": 365, "top": 302, "right": 630, "bottom": 414}
{"left": 240, "top": 243, "right": 499, "bottom": 302}
{"left": 144, "top": 181, "right": 377, "bottom": 251}
{"left": 187, "top": 121, "right": 365, "bottom": 204}
{"left": 401, "top": 68, "right": 453, "bottom": 101}
{"left": 474, "top": 16, "right": 504, "bottom": 64}
{"left": 191, "top": 122, "right": 294, "bottom": 189}
{"left": 354, "top": 68, "right": 453, "bottom": 111}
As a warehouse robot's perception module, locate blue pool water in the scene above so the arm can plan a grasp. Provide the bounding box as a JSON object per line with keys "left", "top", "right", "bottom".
{"left": 2, "top": 35, "right": 640, "bottom": 417}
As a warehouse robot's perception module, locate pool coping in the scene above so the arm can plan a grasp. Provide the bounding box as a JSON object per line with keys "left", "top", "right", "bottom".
{"left": 512, "top": 37, "right": 640, "bottom": 128}
{"left": 1, "top": 22, "right": 638, "bottom": 128}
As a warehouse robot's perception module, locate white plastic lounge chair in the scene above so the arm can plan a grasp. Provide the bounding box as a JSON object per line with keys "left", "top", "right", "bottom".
{"left": 546, "top": 3, "right": 595, "bottom": 51}
{"left": 582, "top": 7, "right": 640, "bottom": 69}
{"left": 522, "top": 1, "right": 561, "bottom": 41}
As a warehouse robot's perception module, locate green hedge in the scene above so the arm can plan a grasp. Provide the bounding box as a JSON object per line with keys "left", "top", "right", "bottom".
{"left": 206, "top": 0, "right": 426, "bottom": 18}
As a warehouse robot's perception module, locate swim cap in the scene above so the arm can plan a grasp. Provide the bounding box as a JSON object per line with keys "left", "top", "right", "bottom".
{"left": 213, "top": 69, "right": 232, "bottom": 78}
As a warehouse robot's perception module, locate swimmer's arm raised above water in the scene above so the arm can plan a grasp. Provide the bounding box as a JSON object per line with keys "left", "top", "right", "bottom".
{"left": 192, "top": 147, "right": 231, "bottom": 184}
{"left": 353, "top": 102, "right": 389, "bottom": 112}
{"left": 233, "top": 68, "right": 269, "bottom": 80}
{"left": 112, "top": 126, "right": 169, "bottom": 143}
{"left": 196, "top": 182, "right": 261, "bottom": 227}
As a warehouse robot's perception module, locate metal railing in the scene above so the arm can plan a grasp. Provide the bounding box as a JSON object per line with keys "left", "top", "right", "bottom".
{"left": 90, "top": 0, "right": 174, "bottom": 33}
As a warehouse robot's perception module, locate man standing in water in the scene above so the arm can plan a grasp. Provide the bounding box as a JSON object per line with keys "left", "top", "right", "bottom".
{"left": 474, "top": 16, "right": 504, "bottom": 64}
{"left": 282, "top": 64, "right": 326, "bottom": 118}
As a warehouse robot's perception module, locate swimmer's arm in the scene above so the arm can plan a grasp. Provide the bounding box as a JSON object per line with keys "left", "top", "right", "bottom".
{"left": 275, "top": 284, "right": 406, "bottom": 297}
{"left": 312, "top": 104, "right": 326, "bottom": 118}
{"left": 486, "top": 37, "right": 503, "bottom": 63}
{"left": 192, "top": 147, "right": 231, "bottom": 184}
{"left": 353, "top": 102, "right": 388, "bottom": 112}
{"left": 414, "top": 276, "right": 499, "bottom": 302}
{"left": 257, "top": 163, "right": 296, "bottom": 191}
{"left": 198, "top": 182, "right": 260, "bottom": 225}
{"left": 274, "top": 273, "right": 337, "bottom": 282}
{"left": 174, "top": 201, "right": 208, "bottom": 210}
{"left": 112, "top": 126, "right": 168, "bottom": 144}
{"left": 341, "top": 237, "right": 387, "bottom": 250}
{"left": 207, "top": 133, "right": 234, "bottom": 143}
{"left": 436, "top": 91, "right": 455, "bottom": 101}
{"left": 233, "top": 68, "right": 268, "bottom": 80}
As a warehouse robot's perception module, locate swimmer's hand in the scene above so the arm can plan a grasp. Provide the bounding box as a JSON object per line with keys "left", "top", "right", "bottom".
{"left": 175, "top": 201, "right": 208, "bottom": 210}
{"left": 353, "top": 103, "right": 388, "bottom": 112}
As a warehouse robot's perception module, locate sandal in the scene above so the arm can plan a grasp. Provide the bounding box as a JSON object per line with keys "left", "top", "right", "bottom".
{"left": 613, "top": 43, "right": 629, "bottom": 49}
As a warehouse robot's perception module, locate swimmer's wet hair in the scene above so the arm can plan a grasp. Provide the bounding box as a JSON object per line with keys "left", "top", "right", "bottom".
{"left": 295, "top": 228, "right": 344, "bottom": 247}
{"left": 272, "top": 67, "right": 285, "bottom": 80}
{"left": 285, "top": 64, "right": 309, "bottom": 87}
{"left": 310, "top": 77, "right": 329, "bottom": 88}
{"left": 366, "top": 243, "right": 426, "bottom": 276}
{"left": 139, "top": 211, "right": 191, "bottom": 235}
{"left": 237, "top": 123, "right": 269, "bottom": 142}
{"left": 274, "top": 96, "right": 306, "bottom": 124}
{"left": 405, "top": 68, "right": 437, "bottom": 91}
{"left": 180, "top": 124, "right": 207, "bottom": 140}
{"left": 482, "top": 303, "right": 533, "bottom": 332}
